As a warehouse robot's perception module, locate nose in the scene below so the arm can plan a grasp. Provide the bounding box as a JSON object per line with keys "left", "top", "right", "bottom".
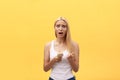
{"left": 59, "top": 26, "right": 62, "bottom": 30}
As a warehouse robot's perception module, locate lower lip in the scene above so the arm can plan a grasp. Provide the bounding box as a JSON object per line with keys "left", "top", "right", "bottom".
{"left": 58, "top": 33, "right": 63, "bottom": 36}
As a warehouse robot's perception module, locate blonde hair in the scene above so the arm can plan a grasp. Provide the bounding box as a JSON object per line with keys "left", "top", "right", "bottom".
{"left": 54, "top": 17, "right": 73, "bottom": 53}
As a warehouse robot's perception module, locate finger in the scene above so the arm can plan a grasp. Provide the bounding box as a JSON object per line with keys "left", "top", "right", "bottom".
{"left": 69, "top": 53, "right": 73, "bottom": 57}
{"left": 57, "top": 54, "right": 63, "bottom": 57}
{"left": 71, "top": 54, "right": 74, "bottom": 57}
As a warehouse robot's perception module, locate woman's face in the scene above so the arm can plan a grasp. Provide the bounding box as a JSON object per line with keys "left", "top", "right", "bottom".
{"left": 54, "top": 20, "right": 67, "bottom": 38}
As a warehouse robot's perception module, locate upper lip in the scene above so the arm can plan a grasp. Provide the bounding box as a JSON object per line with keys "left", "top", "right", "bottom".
{"left": 58, "top": 32, "right": 63, "bottom": 34}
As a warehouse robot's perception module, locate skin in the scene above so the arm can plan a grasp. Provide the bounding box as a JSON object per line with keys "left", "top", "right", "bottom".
{"left": 43, "top": 20, "right": 80, "bottom": 72}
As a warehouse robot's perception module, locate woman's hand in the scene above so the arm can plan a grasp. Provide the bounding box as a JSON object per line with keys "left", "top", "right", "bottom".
{"left": 67, "top": 52, "right": 75, "bottom": 62}
{"left": 55, "top": 53, "right": 63, "bottom": 62}
{"left": 67, "top": 52, "right": 79, "bottom": 72}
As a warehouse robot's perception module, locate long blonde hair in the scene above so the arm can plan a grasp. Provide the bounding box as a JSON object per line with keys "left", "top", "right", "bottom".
{"left": 54, "top": 17, "right": 73, "bottom": 53}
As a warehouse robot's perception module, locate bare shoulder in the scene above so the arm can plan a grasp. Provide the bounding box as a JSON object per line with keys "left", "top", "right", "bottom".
{"left": 44, "top": 41, "right": 52, "bottom": 50}
{"left": 71, "top": 40, "right": 79, "bottom": 49}
{"left": 71, "top": 40, "right": 80, "bottom": 53}
{"left": 71, "top": 40, "right": 80, "bottom": 56}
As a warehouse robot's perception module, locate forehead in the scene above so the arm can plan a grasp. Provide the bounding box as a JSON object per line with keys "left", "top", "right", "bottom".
{"left": 56, "top": 20, "right": 67, "bottom": 25}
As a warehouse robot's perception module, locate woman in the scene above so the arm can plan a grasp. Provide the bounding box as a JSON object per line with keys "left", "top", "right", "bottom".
{"left": 44, "top": 17, "right": 80, "bottom": 80}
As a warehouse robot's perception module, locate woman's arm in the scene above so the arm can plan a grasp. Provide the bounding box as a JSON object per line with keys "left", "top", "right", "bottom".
{"left": 43, "top": 42, "right": 56, "bottom": 72}
{"left": 67, "top": 42, "right": 80, "bottom": 72}
{"left": 43, "top": 42, "right": 63, "bottom": 72}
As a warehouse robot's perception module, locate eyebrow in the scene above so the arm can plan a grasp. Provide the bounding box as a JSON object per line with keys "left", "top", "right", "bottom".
{"left": 56, "top": 24, "right": 66, "bottom": 26}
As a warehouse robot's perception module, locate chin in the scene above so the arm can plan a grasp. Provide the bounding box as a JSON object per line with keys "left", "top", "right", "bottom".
{"left": 57, "top": 36, "right": 65, "bottom": 38}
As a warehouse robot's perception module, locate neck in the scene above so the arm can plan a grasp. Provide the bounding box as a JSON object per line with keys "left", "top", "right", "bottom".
{"left": 56, "top": 37, "right": 65, "bottom": 44}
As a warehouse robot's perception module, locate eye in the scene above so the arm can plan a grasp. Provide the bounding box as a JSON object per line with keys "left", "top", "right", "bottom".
{"left": 62, "top": 25, "right": 66, "bottom": 28}
{"left": 56, "top": 24, "right": 60, "bottom": 28}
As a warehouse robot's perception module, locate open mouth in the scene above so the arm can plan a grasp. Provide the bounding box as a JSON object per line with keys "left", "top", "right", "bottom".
{"left": 58, "top": 32, "right": 63, "bottom": 34}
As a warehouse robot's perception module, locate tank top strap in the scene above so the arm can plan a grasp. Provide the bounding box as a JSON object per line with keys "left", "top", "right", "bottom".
{"left": 50, "top": 40, "right": 54, "bottom": 51}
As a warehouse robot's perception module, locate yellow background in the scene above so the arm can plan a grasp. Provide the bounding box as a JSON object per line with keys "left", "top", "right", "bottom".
{"left": 0, "top": 0, "right": 120, "bottom": 80}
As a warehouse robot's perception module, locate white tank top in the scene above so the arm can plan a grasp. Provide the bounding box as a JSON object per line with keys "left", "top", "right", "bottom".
{"left": 50, "top": 40, "right": 73, "bottom": 80}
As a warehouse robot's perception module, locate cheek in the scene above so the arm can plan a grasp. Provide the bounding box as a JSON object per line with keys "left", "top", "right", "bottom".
{"left": 64, "top": 28, "right": 67, "bottom": 33}
{"left": 55, "top": 28, "right": 58, "bottom": 33}
{"left": 54, "top": 28, "right": 58, "bottom": 35}
{"left": 54, "top": 27, "right": 58, "bottom": 31}
{"left": 65, "top": 31, "right": 67, "bottom": 35}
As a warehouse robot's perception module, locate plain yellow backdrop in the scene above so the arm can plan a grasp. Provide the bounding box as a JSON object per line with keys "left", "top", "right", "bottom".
{"left": 0, "top": 0, "right": 120, "bottom": 80}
